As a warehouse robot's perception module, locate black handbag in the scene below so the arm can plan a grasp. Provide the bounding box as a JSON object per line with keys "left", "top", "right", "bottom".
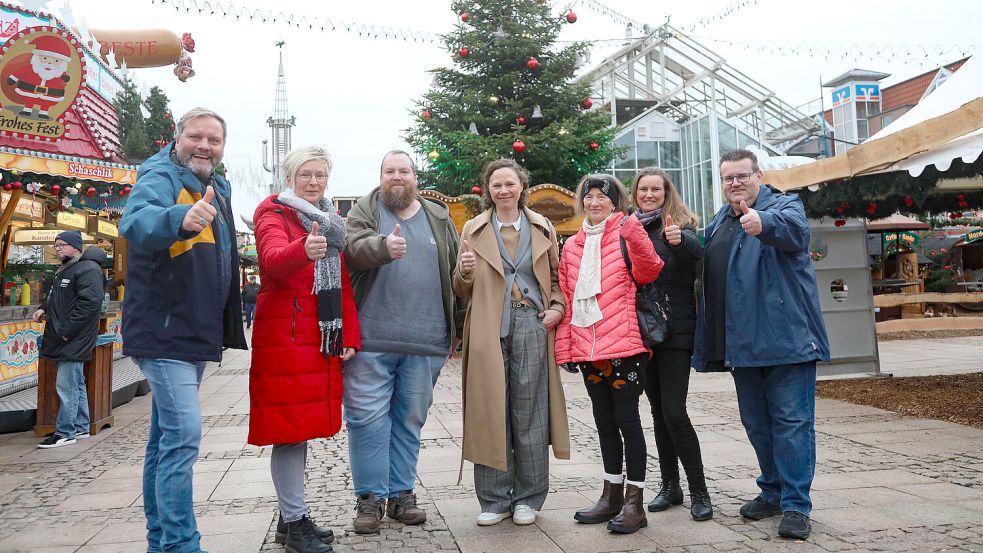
{"left": 619, "top": 236, "right": 671, "bottom": 348}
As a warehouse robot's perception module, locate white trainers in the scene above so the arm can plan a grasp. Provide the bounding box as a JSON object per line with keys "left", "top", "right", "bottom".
{"left": 512, "top": 505, "right": 537, "bottom": 525}
{"left": 38, "top": 435, "right": 76, "bottom": 449}
{"left": 76, "top": 432, "right": 91, "bottom": 439}
{"left": 476, "top": 511, "right": 511, "bottom": 526}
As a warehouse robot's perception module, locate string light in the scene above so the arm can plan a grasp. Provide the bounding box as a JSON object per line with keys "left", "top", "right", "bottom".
{"left": 148, "top": 0, "right": 440, "bottom": 43}
{"left": 692, "top": 35, "right": 980, "bottom": 64}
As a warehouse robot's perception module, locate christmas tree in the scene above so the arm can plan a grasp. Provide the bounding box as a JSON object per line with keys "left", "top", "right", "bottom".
{"left": 114, "top": 79, "right": 153, "bottom": 163}
{"left": 144, "top": 86, "right": 175, "bottom": 150}
{"left": 405, "top": 0, "right": 620, "bottom": 196}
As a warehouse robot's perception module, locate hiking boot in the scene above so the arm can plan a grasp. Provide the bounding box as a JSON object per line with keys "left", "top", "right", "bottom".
{"left": 285, "top": 515, "right": 333, "bottom": 553}
{"left": 647, "top": 479, "right": 683, "bottom": 512}
{"left": 739, "top": 496, "right": 783, "bottom": 520}
{"left": 38, "top": 434, "right": 76, "bottom": 449}
{"left": 276, "top": 513, "right": 334, "bottom": 545}
{"left": 607, "top": 483, "right": 647, "bottom": 534}
{"left": 689, "top": 488, "right": 713, "bottom": 521}
{"left": 386, "top": 490, "right": 427, "bottom": 525}
{"left": 778, "top": 511, "right": 811, "bottom": 540}
{"left": 574, "top": 480, "right": 623, "bottom": 524}
{"left": 353, "top": 493, "right": 385, "bottom": 534}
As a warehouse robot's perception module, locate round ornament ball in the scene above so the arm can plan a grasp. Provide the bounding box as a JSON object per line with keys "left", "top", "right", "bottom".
{"left": 512, "top": 140, "right": 526, "bottom": 154}
{"left": 154, "top": 139, "right": 162, "bottom": 146}
{"left": 86, "top": 187, "right": 97, "bottom": 197}
{"left": 471, "top": 185, "right": 482, "bottom": 194}
{"left": 124, "top": 186, "right": 132, "bottom": 195}
{"left": 2, "top": 184, "right": 10, "bottom": 192}
{"left": 460, "top": 12, "right": 469, "bottom": 22}
{"left": 488, "top": 95, "right": 499, "bottom": 105}
{"left": 118, "top": 189, "right": 126, "bottom": 197}
{"left": 517, "top": 116, "right": 526, "bottom": 124}
{"left": 581, "top": 98, "right": 593, "bottom": 109}
{"left": 428, "top": 149, "right": 440, "bottom": 162}
{"left": 422, "top": 110, "right": 432, "bottom": 119}
{"left": 51, "top": 184, "right": 61, "bottom": 195}
{"left": 566, "top": 11, "right": 577, "bottom": 23}
{"left": 11, "top": 181, "right": 22, "bottom": 190}
{"left": 588, "top": 142, "right": 599, "bottom": 151}
{"left": 458, "top": 46, "right": 470, "bottom": 58}
{"left": 527, "top": 57, "right": 540, "bottom": 70}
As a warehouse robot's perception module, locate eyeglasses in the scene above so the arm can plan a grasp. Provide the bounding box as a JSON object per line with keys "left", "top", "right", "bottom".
{"left": 721, "top": 172, "right": 755, "bottom": 185}
{"left": 53, "top": 242, "right": 71, "bottom": 249}
{"left": 296, "top": 173, "right": 328, "bottom": 183}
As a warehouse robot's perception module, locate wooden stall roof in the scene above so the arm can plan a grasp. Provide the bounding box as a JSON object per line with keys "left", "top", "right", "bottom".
{"left": 421, "top": 184, "right": 584, "bottom": 235}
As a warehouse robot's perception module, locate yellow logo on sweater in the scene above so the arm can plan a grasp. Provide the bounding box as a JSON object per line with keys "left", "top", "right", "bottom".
{"left": 168, "top": 189, "right": 215, "bottom": 258}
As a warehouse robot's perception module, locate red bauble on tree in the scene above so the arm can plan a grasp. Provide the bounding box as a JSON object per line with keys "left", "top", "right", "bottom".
{"left": 422, "top": 110, "right": 432, "bottom": 119}
{"left": 904, "top": 195, "right": 914, "bottom": 207}
{"left": 154, "top": 139, "right": 162, "bottom": 147}
{"left": 2, "top": 184, "right": 10, "bottom": 192}
{"left": 526, "top": 57, "right": 540, "bottom": 70}
{"left": 11, "top": 181, "right": 22, "bottom": 190}
{"left": 566, "top": 11, "right": 577, "bottom": 23}
{"left": 866, "top": 202, "right": 877, "bottom": 215}
{"left": 512, "top": 140, "right": 526, "bottom": 154}
{"left": 124, "top": 186, "right": 132, "bottom": 195}
{"left": 458, "top": 46, "right": 470, "bottom": 58}
{"left": 51, "top": 184, "right": 61, "bottom": 195}
{"left": 588, "top": 142, "right": 600, "bottom": 151}
{"left": 581, "top": 98, "right": 593, "bottom": 109}
{"left": 86, "top": 187, "right": 97, "bottom": 197}
{"left": 460, "top": 12, "right": 469, "bottom": 22}
{"left": 471, "top": 185, "right": 482, "bottom": 194}
{"left": 517, "top": 116, "right": 526, "bottom": 125}
{"left": 834, "top": 219, "right": 847, "bottom": 227}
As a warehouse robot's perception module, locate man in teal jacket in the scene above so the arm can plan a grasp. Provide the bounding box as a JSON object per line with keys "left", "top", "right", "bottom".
{"left": 693, "top": 149, "right": 829, "bottom": 541}
{"left": 120, "top": 107, "right": 247, "bottom": 553}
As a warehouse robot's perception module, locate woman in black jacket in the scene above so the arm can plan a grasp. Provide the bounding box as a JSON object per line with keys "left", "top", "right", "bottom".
{"left": 632, "top": 167, "right": 712, "bottom": 521}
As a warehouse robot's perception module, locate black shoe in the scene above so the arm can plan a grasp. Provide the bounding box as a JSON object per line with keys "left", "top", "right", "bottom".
{"left": 778, "top": 511, "right": 811, "bottom": 540}
{"left": 285, "top": 515, "right": 333, "bottom": 553}
{"left": 276, "top": 513, "right": 334, "bottom": 544}
{"left": 38, "top": 434, "right": 76, "bottom": 449}
{"left": 647, "top": 480, "right": 683, "bottom": 512}
{"left": 739, "top": 496, "right": 783, "bottom": 520}
{"left": 689, "top": 488, "right": 713, "bottom": 521}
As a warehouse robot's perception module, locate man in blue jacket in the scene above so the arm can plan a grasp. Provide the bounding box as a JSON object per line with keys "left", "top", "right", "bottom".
{"left": 693, "top": 149, "right": 829, "bottom": 541}
{"left": 120, "top": 107, "right": 247, "bottom": 553}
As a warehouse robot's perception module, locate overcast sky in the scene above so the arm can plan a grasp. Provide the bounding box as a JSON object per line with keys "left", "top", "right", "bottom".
{"left": 53, "top": 0, "right": 981, "bottom": 230}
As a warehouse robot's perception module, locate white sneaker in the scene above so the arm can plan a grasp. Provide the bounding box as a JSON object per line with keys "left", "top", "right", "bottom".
{"left": 76, "top": 432, "right": 90, "bottom": 439}
{"left": 476, "top": 511, "right": 511, "bottom": 526}
{"left": 512, "top": 505, "right": 537, "bottom": 525}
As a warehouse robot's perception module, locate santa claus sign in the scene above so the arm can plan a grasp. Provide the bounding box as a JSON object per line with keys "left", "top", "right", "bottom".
{"left": 0, "top": 27, "right": 85, "bottom": 141}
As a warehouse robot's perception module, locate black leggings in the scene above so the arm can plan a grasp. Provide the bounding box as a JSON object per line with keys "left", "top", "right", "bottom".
{"left": 644, "top": 347, "right": 706, "bottom": 489}
{"left": 577, "top": 354, "right": 648, "bottom": 482}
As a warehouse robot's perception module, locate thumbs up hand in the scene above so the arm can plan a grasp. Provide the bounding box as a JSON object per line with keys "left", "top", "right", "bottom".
{"left": 663, "top": 213, "right": 682, "bottom": 246}
{"left": 739, "top": 200, "right": 762, "bottom": 236}
{"left": 459, "top": 240, "right": 476, "bottom": 276}
{"left": 386, "top": 223, "right": 407, "bottom": 260}
{"left": 181, "top": 185, "right": 218, "bottom": 233}
{"left": 305, "top": 221, "right": 328, "bottom": 260}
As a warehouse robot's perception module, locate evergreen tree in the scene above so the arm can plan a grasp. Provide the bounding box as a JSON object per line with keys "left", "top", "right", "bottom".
{"left": 114, "top": 78, "right": 153, "bottom": 162}
{"left": 144, "top": 86, "right": 175, "bottom": 148}
{"left": 404, "top": 0, "right": 621, "bottom": 196}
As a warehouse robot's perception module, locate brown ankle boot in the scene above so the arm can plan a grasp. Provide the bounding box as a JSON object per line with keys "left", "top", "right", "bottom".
{"left": 574, "top": 480, "right": 624, "bottom": 524}
{"left": 607, "top": 484, "right": 648, "bottom": 534}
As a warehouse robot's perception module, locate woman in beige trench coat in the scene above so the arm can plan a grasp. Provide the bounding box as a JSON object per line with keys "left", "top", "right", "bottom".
{"left": 453, "top": 159, "right": 571, "bottom": 527}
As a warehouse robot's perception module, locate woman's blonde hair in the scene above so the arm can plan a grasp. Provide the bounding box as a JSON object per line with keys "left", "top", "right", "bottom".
{"left": 632, "top": 167, "right": 699, "bottom": 230}
{"left": 573, "top": 173, "right": 630, "bottom": 217}
{"left": 283, "top": 146, "right": 333, "bottom": 187}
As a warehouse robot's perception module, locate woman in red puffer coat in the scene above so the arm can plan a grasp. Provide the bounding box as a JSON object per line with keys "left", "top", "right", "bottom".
{"left": 249, "top": 145, "right": 360, "bottom": 552}
{"left": 556, "top": 173, "right": 663, "bottom": 535}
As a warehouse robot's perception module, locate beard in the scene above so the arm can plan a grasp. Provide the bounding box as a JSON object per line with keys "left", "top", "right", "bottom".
{"left": 380, "top": 182, "right": 417, "bottom": 211}
{"left": 177, "top": 150, "right": 215, "bottom": 179}
{"left": 31, "top": 56, "right": 68, "bottom": 81}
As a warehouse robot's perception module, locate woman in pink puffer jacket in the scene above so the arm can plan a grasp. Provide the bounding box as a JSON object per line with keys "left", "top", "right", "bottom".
{"left": 556, "top": 174, "right": 663, "bottom": 535}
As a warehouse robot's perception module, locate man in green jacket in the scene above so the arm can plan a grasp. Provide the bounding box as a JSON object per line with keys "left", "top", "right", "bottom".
{"left": 343, "top": 150, "right": 464, "bottom": 534}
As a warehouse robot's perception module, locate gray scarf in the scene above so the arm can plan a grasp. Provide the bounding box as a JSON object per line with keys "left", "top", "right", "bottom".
{"left": 276, "top": 187, "right": 347, "bottom": 356}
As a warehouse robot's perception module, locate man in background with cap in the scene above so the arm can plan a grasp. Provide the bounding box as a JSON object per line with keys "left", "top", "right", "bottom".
{"left": 33, "top": 230, "right": 107, "bottom": 449}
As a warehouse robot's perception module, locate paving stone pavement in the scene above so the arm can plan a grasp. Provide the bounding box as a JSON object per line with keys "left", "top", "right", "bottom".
{"left": 1, "top": 335, "right": 982, "bottom": 552}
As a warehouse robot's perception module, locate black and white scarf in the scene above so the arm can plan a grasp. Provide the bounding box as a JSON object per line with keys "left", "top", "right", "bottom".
{"left": 277, "top": 187, "right": 347, "bottom": 357}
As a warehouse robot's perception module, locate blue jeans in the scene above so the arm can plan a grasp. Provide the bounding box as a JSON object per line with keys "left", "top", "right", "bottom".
{"left": 55, "top": 360, "right": 89, "bottom": 438}
{"left": 732, "top": 362, "right": 816, "bottom": 516}
{"left": 243, "top": 303, "right": 255, "bottom": 326}
{"left": 136, "top": 357, "right": 206, "bottom": 553}
{"left": 342, "top": 352, "right": 446, "bottom": 498}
